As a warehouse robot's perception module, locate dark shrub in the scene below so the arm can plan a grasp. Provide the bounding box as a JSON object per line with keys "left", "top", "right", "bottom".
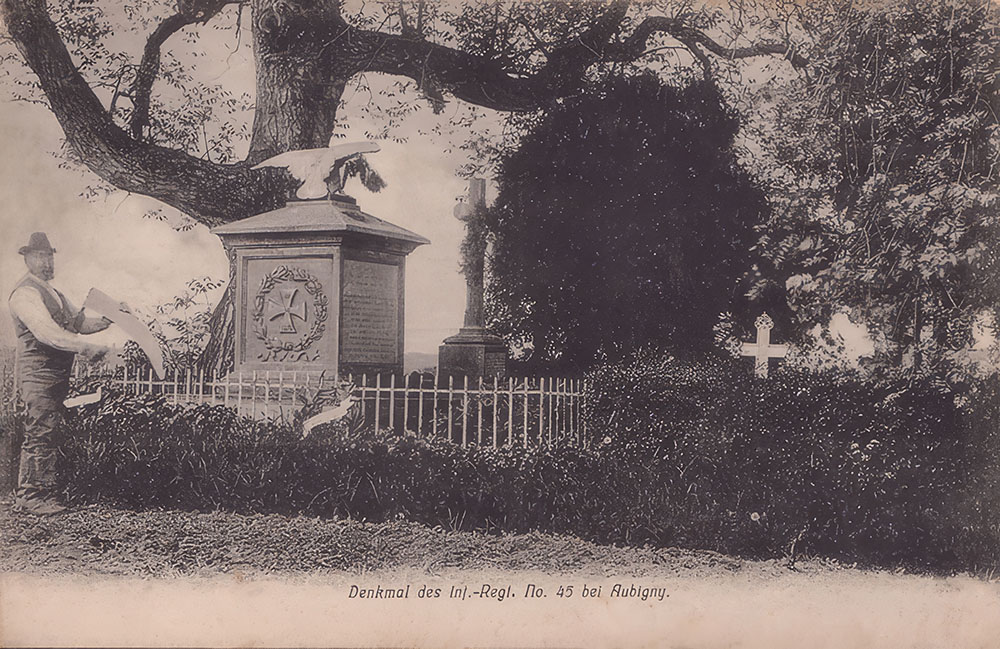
{"left": 56, "top": 356, "right": 1000, "bottom": 573}
{"left": 585, "top": 351, "right": 1000, "bottom": 569}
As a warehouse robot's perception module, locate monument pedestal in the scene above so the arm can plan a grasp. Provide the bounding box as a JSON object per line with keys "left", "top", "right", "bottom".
{"left": 213, "top": 196, "right": 428, "bottom": 378}
{"left": 438, "top": 327, "right": 507, "bottom": 380}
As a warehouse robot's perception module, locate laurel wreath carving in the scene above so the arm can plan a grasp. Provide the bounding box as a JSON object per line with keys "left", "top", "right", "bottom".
{"left": 251, "top": 265, "right": 329, "bottom": 358}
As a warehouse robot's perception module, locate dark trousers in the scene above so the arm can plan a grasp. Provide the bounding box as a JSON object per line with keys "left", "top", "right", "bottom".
{"left": 17, "top": 369, "right": 69, "bottom": 503}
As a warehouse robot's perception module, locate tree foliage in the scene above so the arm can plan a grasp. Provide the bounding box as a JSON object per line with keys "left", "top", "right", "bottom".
{"left": 485, "top": 74, "right": 766, "bottom": 372}
{"left": 749, "top": 0, "right": 1000, "bottom": 376}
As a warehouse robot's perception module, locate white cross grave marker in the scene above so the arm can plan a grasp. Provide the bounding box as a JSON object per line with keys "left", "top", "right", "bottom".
{"left": 741, "top": 313, "right": 788, "bottom": 378}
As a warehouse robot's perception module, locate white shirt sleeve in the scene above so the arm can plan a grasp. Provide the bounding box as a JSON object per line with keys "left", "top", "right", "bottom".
{"left": 8, "top": 286, "right": 94, "bottom": 354}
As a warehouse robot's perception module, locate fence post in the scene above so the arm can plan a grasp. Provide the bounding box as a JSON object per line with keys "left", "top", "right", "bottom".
{"left": 389, "top": 373, "right": 396, "bottom": 431}
{"left": 522, "top": 378, "right": 529, "bottom": 448}
{"left": 417, "top": 373, "right": 425, "bottom": 435}
{"left": 235, "top": 371, "right": 242, "bottom": 417}
{"left": 558, "top": 378, "right": 564, "bottom": 442}
{"left": 548, "top": 377, "right": 554, "bottom": 444}
{"left": 461, "top": 375, "right": 469, "bottom": 447}
{"left": 432, "top": 373, "right": 439, "bottom": 438}
{"left": 447, "top": 375, "right": 454, "bottom": 443}
{"left": 275, "top": 370, "right": 282, "bottom": 420}
{"left": 250, "top": 370, "right": 257, "bottom": 419}
{"left": 374, "top": 373, "right": 381, "bottom": 432}
{"left": 264, "top": 370, "right": 272, "bottom": 421}
{"left": 556, "top": 378, "right": 563, "bottom": 442}
{"left": 360, "top": 374, "right": 367, "bottom": 428}
{"left": 403, "top": 372, "right": 410, "bottom": 433}
{"left": 540, "top": 376, "right": 547, "bottom": 445}
{"left": 492, "top": 376, "right": 498, "bottom": 448}
{"left": 506, "top": 377, "right": 514, "bottom": 447}
{"left": 569, "top": 378, "right": 575, "bottom": 445}
{"left": 563, "top": 378, "right": 569, "bottom": 442}
{"left": 476, "top": 376, "right": 484, "bottom": 446}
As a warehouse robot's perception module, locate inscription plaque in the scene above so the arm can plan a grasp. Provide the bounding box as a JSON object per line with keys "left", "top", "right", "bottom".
{"left": 484, "top": 350, "right": 507, "bottom": 378}
{"left": 341, "top": 259, "right": 399, "bottom": 364}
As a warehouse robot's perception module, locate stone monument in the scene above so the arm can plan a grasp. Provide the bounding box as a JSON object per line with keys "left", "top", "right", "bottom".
{"left": 214, "top": 149, "right": 428, "bottom": 377}
{"left": 438, "top": 178, "right": 508, "bottom": 379}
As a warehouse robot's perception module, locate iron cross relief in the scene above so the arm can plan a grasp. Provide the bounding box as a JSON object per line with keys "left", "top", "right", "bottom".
{"left": 267, "top": 286, "right": 307, "bottom": 334}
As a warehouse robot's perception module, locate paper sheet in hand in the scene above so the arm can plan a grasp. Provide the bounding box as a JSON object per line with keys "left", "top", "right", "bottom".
{"left": 84, "top": 288, "right": 165, "bottom": 379}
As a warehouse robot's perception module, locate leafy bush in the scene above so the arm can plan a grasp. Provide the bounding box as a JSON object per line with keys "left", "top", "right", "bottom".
{"left": 55, "top": 356, "right": 1000, "bottom": 573}
{"left": 59, "top": 391, "right": 629, "bottom": 538}
{"left": 585, "top": 350, "right": 1000, "bottom": 570}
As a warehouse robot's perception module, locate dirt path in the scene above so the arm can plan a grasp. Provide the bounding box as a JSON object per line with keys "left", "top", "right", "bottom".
{"left": 2, "top": 502, "right": 999, "bottom": 648}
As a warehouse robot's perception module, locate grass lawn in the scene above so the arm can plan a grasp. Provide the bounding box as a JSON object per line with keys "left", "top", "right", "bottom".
{"left": 1, "top": 497, "right": 774, "bottom": 578}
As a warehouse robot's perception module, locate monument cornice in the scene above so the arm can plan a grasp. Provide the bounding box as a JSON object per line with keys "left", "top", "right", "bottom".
{"left": 212, "top": 198, "right": 429, "bottom": 253}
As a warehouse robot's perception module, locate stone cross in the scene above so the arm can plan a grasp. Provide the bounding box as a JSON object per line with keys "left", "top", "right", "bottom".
{"left": 453, "top": 178, "right": 488, "bottom": 329}
{"left": 741, "top": 313, "right": 788, "bottom": 378}
{"left": 438, "top": 177, "right": 507, "bottom": 379}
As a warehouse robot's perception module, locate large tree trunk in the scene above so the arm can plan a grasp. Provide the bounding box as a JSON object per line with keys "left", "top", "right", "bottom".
{"left": 248, "top": 0, "right": 350, "bottom": 161}
{"left": 1, "top": 0, "right": 293, "bottom": 227}
{"left": 200, "top": 249, "right": 238, "bottom": 374}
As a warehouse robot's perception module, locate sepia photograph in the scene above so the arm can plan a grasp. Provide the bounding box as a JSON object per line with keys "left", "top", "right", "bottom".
{"left": 1, "top": 0, "right": 999, "bottom": 646}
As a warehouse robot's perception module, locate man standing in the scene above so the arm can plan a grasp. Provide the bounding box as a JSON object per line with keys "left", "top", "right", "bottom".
{"left": 8, "top": 232, "right": 113, "bottom": 515}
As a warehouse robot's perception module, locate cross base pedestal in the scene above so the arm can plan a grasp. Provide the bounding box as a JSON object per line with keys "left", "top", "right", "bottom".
{"left": 438, "top": 328, "right": 507, "bottom": 380}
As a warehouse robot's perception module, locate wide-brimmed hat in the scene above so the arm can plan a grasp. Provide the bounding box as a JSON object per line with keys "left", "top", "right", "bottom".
{"left": 18, "top": 232, "right": 57, "bottom": 255}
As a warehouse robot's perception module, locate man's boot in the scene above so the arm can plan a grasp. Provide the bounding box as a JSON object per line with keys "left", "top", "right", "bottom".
{"left": 13, "top": 495, "right": 67, "bottom": 516}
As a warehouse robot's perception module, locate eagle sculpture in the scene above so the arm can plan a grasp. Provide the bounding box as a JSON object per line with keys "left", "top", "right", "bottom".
{"left": 253, "top": 138, "right": 381, "bottom": 200}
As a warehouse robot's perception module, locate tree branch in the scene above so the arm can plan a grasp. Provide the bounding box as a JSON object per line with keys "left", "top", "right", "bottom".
{"left": 338, "top": 4, "right": 805, "bottom": 112}
{"left": 130, "top": 13, "right": 194, "bottom": 139}
{"left": 131, "top": 1, "right": 241, "bottom": 140}
{"left": 335, "top": 2, "right": 631, "bottom": 111}
{"left": 618, "top": 15, "right": 808, "bottom": 69}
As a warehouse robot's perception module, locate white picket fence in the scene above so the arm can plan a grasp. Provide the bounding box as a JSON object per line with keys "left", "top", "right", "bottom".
{"left": 71, "top": 364, "right": 589, "bottom": 448}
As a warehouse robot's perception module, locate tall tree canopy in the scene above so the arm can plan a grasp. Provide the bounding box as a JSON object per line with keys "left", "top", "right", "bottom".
{"left": 484, "top": 74, "right": 765, "bottom": 372}
{"left": 748, "top": 0, "right": 1000, "bottom": 375}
